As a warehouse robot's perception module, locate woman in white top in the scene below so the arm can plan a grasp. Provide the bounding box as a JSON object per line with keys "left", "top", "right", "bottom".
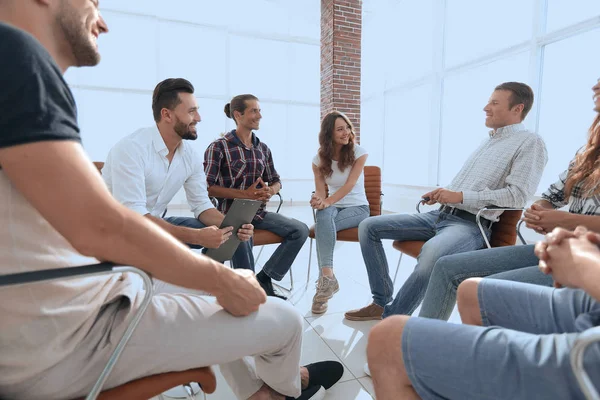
{"left": 311, "top": 111, "right": 370, "bottom": 314}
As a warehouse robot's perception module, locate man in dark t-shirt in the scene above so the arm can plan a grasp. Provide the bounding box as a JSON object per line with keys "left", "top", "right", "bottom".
{"left": 0, "top": 2, "right": 342, "bottom": 400}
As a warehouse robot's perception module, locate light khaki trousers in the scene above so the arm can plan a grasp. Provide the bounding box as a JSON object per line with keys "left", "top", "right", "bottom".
{"left": 7, "top": 279, "right": 303, "bottom": 400}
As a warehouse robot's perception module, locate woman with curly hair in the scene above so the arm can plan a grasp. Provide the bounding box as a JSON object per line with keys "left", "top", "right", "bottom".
{"left": 310, "top": 111, "right": 370, "bottom": 314}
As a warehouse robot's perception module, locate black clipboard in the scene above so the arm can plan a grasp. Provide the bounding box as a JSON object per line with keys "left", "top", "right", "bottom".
{"left": 204, "top": 198, "right": 262, "bottom": 262}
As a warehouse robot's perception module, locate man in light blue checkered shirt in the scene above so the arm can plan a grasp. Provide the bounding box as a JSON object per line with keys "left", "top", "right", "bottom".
{"left": 345, "top": 82, "right": 548, "bottom": 322}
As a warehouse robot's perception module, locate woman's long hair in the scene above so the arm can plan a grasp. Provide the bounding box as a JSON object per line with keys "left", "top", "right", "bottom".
{"left": 565, "top": 115, "right": 600, "bottom": 200}
{"left": 318, "top": 111, "right": 356, "bottom": 178}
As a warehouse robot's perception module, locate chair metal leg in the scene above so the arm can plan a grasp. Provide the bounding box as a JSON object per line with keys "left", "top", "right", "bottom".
{"left": 273, "top": 272, "right": 293, "bottom": 293}
{"left": 184, "top": 383, "right": 195, "bottom": 400}
{"left": 86, "top": 267, "right": 154, "bottom": 400}
{"left": 306, "top": 238, "right": 314, "bottom": 287}
{"left": 255, "top": 245, "right": 266, "bottom": 264}
{"left": 516, "top": 220, "right": 527, "bottom": 245}
{"left": 571, "top": 326, "right": 600, "bottom": 400}
{"left": 392, "top": 252, "right": 403, "bottom": 286}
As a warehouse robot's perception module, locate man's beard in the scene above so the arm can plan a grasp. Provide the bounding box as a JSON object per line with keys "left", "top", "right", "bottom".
{"left": 56, "top": 0, "right": 101, "bottom": 67}
{"left": 174, "top": 119, "right": 197, "bottom": 140}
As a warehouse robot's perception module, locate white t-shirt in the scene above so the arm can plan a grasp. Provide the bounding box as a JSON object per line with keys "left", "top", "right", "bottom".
{"left": 312, "top": 145, "right": 369, "bottom": 208}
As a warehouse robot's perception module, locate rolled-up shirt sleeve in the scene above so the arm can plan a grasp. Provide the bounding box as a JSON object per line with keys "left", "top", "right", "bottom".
{"left": 203, "top": 141, "right": 223, "bottom": 187}
{"left": 104, "top": 143, "right": 150, "bottom": 216}
{"left": 185, "top": 156, "right": 216, "bottom": 219}
{"left": 541, "top": 168, "right": 569, "bottom": 209}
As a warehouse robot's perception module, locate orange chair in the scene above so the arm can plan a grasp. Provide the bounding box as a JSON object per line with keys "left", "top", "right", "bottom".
{"left": 306, "top": 166, "right": 383, "bottom": 285}
{"left": 0, "top": 263, "right": 216, "bottom": 400}
{"left": 391, "top": 200, "right": 525, "bottom": 285}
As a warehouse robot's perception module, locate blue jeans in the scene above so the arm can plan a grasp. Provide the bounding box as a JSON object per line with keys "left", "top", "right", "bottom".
{"left": 358, "top": 210, "right": 491, "bottom": 318}
{"left": 315, "top": 205, "right": 370, "bottom": 269}
{"left": 418, "top": 244, "right": 554, "bottom": 320}
{"left": 164, "top": 216, "right": 253, "bottom": 268}
{"left": 402, "top": 280, "right": 600, "bottom": 399}
{"left": 231, "top": 212, "right": 309, "bottom": 281}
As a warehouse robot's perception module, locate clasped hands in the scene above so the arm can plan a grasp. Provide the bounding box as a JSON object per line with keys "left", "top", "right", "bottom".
{"left": 244, "top": 177, "right": 274, "bottom": 202}
{"left": 522, "top": 203, "right": 570, "bottom": 235}
{"left": 310, "top": 193, "right": 331, "bottom": 210}
{"left": 535, "top": 226, "right": 600, "bottom": 289}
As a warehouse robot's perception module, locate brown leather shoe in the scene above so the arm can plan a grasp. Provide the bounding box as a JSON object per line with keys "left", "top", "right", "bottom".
{"left": 344, "top": 303, "right": 384, "bottom": 321}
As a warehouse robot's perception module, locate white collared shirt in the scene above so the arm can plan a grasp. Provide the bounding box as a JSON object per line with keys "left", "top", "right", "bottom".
{"left": 103, "top": 126, "right": 214, "bottom": 218}
{"left": 447, "top": 123, "right": 548, "bottom": 220}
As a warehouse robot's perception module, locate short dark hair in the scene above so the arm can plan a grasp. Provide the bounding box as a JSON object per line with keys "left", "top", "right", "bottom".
{"left": 224, "top": 94, "right": 259, "bottom": 125}
{"left": 152, "top": 78, "right": 195, "bottom": 122}
{"left": 494, "top": 82, "right": 534, "bottom": 121}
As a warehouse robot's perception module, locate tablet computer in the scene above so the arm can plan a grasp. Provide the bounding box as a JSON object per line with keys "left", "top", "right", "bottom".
{"left": 204, "top": 198, "right": 263, "bottom": 262}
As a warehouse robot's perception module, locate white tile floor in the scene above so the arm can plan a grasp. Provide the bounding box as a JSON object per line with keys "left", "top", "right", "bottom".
{"left": 155, "top": 203, "right": 463, "bottom": 399}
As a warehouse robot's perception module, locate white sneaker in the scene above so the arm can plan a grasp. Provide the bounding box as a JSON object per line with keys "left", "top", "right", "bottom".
{"left": 363, "top": 363, "right": 371, "bottom": 377}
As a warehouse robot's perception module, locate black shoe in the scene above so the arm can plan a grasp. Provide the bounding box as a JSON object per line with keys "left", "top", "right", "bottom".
{"left": 285, "top": 385, "right": 325, "bottom": 400}
{"left": 258, "top": 276, "right": 288, "bottom": 300}
{"left": 304, "top": 360, "right": 344, "bottom": 390}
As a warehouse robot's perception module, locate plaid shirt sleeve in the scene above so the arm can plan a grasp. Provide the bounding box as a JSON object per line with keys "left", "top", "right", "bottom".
{"left": 203, "top": 140, "right": 223, "bottom": 187}
{"left": 261, "top": 144, "right": 281, "bottom": 186}
{"left": 541, "top": 168, "right": 569, "bottom": 209}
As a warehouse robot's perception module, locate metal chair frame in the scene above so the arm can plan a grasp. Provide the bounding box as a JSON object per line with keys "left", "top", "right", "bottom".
{"left": 0, "top": 263, "right": 207, "bottom": 400}
{"left": 391, "top": 200, "right": 526, "bottom": 286}
{"left": 571, "top": 326, "right": 600, "bottom": 400}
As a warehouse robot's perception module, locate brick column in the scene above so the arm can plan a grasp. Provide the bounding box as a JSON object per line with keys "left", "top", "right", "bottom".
{"left": 321, "top": 0, "right": 362, "bottom": 140}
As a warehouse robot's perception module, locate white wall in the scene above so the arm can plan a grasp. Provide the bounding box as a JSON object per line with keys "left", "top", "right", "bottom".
{"left": 362, "top": 0, "right": 600, "bottom": 213}
{"left": 69, "top": 0, "right": 321, "bottom": 205}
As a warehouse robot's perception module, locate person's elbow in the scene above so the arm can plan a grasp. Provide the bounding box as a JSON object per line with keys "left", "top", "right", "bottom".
{"left": 207, "top": 185, "right": 219, "bottom": 197}
{"left": 508, "top": 185, "right": 530, "bottom": 208}
{"left": 69, "top": 205, "right": 132, "bottom": 259}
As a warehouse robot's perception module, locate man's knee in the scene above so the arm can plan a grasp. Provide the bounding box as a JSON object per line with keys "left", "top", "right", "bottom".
{"left": 367, "top": 315, "right": 409, "bottom": 369}
{"left": 260, "top": 298, "right": 303, "bottom": 338}
{"left": 289, "top": 219, "right": 309, "bottom": 240}
{"left": 358, "top": 216, "right": 380, "bottom": 241}
{"left": 457, "top": 278, "right": 482, "bottom": 325}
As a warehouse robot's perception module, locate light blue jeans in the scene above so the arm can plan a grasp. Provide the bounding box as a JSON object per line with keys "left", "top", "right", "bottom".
{"left": 418, "top": 244, "right": 554, "bottom": 320}
{"left": 403, "top": 280, "right": 600, "bottom": 399}
{"left": 315, "top": 205, "right": 370, "bottom": 269}
{"left": 358, "top": 210, "right": 491, "bottom": 318}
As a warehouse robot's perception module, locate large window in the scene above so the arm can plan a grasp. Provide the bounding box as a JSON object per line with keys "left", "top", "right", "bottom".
{"left": 444, "top": 0, "right": 534, "bottom": 68}
{"left": 66, "top": 1, "right": 320, "bottom": 205}
{"left": 362, "top": 0, "right": 600, "bottom": 197}
{"left": 537, "top": 27, "right": 600, "bottom": 192}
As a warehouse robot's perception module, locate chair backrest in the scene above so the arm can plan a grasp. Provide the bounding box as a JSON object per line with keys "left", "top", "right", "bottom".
{"left": 321, "top": 165, "right": 382, "bottom": 216}
{"left": 490, "top": 210, "right": 522, "bottom": 247}
{"left": 364, "top": 166, "right": 382, "bottom": 216}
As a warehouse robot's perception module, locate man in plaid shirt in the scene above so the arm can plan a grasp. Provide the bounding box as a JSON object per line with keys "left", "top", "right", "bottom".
{"left": 204, "top": 94, "right": 309, "bottom": 299}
